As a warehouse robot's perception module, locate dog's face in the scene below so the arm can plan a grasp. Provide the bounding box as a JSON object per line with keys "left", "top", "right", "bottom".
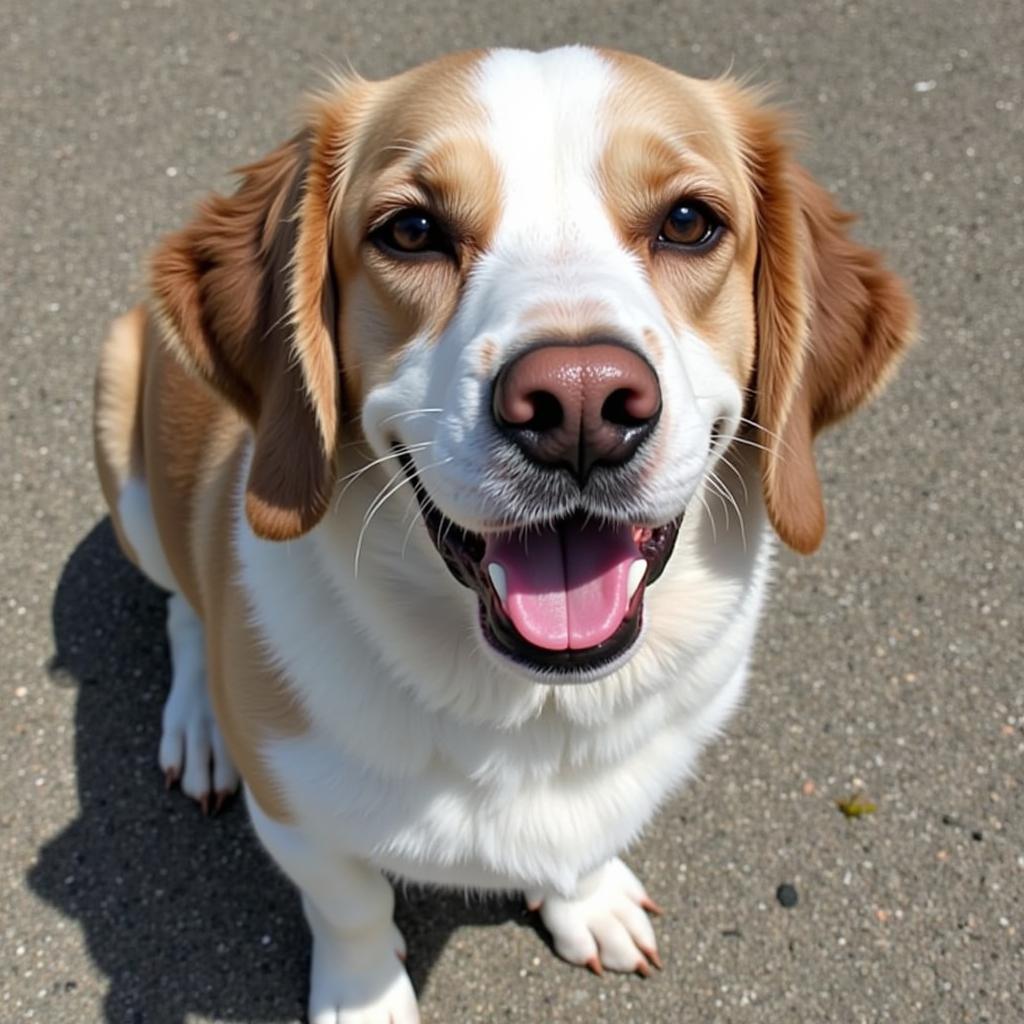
{"left": 152, "top": 47, "right": 914, "bottom": 681}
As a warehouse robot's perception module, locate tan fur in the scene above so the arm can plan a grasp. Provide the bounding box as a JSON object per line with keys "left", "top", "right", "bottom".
{"left": 150, "top": 128, "right": 340, "bottom": 543}
{"left": 595, "top": 53, "right": 761, "bottom": 389}
{"left": 330, "top": 52, "right": 501, "bottom": 390}
{"left": 477, "top": 336, "right": 499, "bottom": 378}
{"left": 641, "top": 326, "right": 664, "bottom": 365}
{"left": 141, "top": 325, "right": 240, "bottom": 611}
{"left": 193, "top": 441, "right": 311, "bottom": 823}
{"left": 94, "top": 303, "right": 306, "bottom": 820}
{"left": 94, "top": 305, "right": 148, "bottom": 563}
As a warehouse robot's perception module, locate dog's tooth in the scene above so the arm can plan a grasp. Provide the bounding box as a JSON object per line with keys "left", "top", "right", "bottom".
{"left": 488, "top": 562, "right": 508, "bottom": 605}
{"left": 628, "top": 559, "right": 647, "bottom": 600}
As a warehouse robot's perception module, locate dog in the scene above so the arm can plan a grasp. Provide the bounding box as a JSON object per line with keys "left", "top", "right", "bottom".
{"left": 93, "top": 46, "right": 914, "bottom": 1022}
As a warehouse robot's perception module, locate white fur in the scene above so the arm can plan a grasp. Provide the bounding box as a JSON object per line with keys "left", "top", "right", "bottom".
{"left": 527, "top": 857, "right": 660, "bottom": 972}
{"left": 118, "top": 476, "right": 177, "bottom": 593}
{"left": 159, "top": 593, "right": 239, "bottom": 801}
{"left": 239, "top": 447, "right": 768, "bottom": 896}
{"left": 248, "top": 796, "right": 418, "bottom": 1024}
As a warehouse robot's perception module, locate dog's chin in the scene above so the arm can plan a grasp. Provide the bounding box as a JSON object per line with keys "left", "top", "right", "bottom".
{"left": 397, "top": 452, "right": 683, "bottom": 682}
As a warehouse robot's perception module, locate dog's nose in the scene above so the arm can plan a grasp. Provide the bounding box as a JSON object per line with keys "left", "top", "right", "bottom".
{"left": 492, "top": 341, "right": 661, "bottom": 483}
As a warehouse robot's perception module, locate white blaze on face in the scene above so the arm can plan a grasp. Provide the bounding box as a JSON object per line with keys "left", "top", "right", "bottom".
{"left": 466, "top": 44, "right": 663, "bottom": 337}
{"left": 475, "top": 47, "right": 618, "bottom": 255}
{"left": 449, "top": 50, "right": 651, "bottom": 655}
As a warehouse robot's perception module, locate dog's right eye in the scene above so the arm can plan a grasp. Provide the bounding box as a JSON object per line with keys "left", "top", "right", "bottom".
{"left": 373, "top": 210, "right": 453, "bottom": 257}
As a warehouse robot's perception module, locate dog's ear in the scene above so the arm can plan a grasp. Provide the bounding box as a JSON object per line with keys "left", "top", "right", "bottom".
{"left": 737, "top": 99, "right": 916, "bottom": 554}
{"left": 150, "top": 110, "right": 344, "bottom": 541}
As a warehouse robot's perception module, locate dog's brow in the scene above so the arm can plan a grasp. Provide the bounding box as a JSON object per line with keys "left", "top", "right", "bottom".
{"left": 376, "top": 135, "right": 503, "bottom": 245}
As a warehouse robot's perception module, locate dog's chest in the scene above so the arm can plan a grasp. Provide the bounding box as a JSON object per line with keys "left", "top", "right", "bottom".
{"left": 261, "top": 692, "right": 730, "bottom": 895}
{"left": 233, "top": 482, "right": 765, "bottom": 893}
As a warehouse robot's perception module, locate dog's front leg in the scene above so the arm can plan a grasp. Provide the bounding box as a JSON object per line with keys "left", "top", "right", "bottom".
{"left": 248, "top": 797, "right": 418, "bottom": 1023}
{"left": 526, "top": 857, "right": 663, "bottom": 977}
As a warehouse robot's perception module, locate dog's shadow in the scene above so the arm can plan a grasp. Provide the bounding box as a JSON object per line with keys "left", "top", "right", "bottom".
{"left": 30, "top": 519, "right": 530, "bottom": 1023}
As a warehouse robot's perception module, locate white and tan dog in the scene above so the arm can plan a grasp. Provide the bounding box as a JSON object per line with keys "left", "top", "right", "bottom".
{"left": 93, "top": 47, "right": 914, "bottom": 1022}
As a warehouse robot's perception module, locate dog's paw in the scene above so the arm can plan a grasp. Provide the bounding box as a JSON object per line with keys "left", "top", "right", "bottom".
{"left": 528, "top": 857, "right": 663, "bottom": 977}
{"left": 309, "top": 926, "right": 419, "bottom": 1024}
{"left": 158, "top": 667, "right": 239, "bottom": 813}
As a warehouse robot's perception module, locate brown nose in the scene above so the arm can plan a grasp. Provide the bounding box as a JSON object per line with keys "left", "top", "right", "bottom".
{"left": 492, "top": 341, "right": 662, "bottom": 483}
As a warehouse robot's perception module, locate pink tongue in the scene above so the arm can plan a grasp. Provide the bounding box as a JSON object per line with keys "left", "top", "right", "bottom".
{"left": 484, "top": 520, "right": 641, "bottom": 651}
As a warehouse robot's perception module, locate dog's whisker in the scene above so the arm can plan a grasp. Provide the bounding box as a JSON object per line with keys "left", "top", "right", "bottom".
{"left": 361, "top": 466, "right": 409, "bottom": 528}
{"left": 735, "top": 415, "right": 796, "bottom": 457}
{"left": 707, "top": 469, "right": 742, "bottom": 523}
{"left": 439, "top": 511, "right": 455, "bottom": 550}
{"left": 727, "top": 435, "right": 778, "bottom": 459}
{"left": 354, "top": 456, "right": 453, "bottom": 578}
{"left": 354, "top": 473, "right": 410, "bottom": 579}
{"left": 335, "top": 437, "right": 376, "bottom": 454}
{"left": 400, "top": 494, "right": 423, "bottom": 559}
{"left": 376, "top": 407, "right": 444, "bottom": 427}
{"left": 707, "top": 470, "right": 747, "bottom": 550}
{"left": 339, "top": 442, "right": 431, "bottom": 486}
{"left": 715, "top": 451, "right": 750, "bottom": 505}
{"left": 704, "top": 473, "right": 732, "bottom": 530}
{"left": 694, "top": 489, "right": 718, "bottom": 544}
{"left": 334, "top": 442, "right": 433, "bottom": 511}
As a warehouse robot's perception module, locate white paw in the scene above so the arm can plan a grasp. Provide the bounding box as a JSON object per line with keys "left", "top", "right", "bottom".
{"left": 309, "top": 926, "right": 419, "bottom": 1024}
{"left": 528, "top": 858, "right": 663, "bottom": 976}
{"left": 158, "top": 596, "right": 239, "bottom": 811}
{"left": 159, "top": 680, "right": 239, "bottom": 811}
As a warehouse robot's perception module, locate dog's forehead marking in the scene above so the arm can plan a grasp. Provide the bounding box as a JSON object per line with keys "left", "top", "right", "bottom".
{"left": 474, "top": 47, "right": 619, "bottom": 255}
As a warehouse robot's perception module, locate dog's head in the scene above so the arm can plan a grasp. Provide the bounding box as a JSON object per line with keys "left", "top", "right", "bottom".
{"left": 152, "top": 47, "right": 914, "bottom": 681}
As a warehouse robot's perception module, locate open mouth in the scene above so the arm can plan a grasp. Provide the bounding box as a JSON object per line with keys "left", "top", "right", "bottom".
{"left": 398, "top": 452, "right": 683, "bottom": 676}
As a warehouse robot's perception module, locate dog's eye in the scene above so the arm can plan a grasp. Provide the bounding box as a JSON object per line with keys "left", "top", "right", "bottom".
{"left": 374, "top": 210, "right": 452, "bottom": 257}
{"left": 658, "top": 201, "right": 721, "bottom": 249}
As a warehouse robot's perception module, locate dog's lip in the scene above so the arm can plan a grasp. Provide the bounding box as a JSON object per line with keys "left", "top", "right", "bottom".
{"left": 396, "top": 449, "right": 683, "bottom": 676}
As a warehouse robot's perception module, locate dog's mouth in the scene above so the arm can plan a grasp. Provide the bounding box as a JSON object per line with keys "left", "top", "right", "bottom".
{"left": 398, "top": 453, "right": 682, "bottom": 676}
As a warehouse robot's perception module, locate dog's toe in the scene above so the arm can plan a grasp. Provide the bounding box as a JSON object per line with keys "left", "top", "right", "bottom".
{"left": 308, "top": 941, "right": 419, "bottom": 1024}
{"left": 159, "top": 671, "right": 239, "bottom": 811}
{"left": 536, "top": 857, "right": 662, "bottom": 977}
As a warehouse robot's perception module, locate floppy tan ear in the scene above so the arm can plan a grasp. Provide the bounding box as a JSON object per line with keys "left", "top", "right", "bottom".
{"left": 739, "top": 101, "right": 917, "bottom": 554}
{"left": 150, "top": 120, "right": 341, "bottom": 541}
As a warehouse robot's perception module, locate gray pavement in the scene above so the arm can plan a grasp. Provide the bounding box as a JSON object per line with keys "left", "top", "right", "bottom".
{"left": 1, "top": 1, "right": 1022, "bottom": 1021}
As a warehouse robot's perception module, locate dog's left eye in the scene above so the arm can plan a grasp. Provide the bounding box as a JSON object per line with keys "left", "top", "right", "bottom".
{"left": 373, "top": 210, "right": 453, "bottom": 257}
{"left": 657, "top": 201, "right": 722, "bottom": 249}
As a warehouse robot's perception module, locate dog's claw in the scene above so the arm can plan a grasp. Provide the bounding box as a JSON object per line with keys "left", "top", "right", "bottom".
{"left": 537, "top": 859, "right": 662, "bottom": 980}
{"left": 640, "top": 897, "right": 665, "bottom": 917}
{"left": 526, "top": 898, "right": 543, "bottom": 912}
{"left": 199, "top": 793, "right": 210, "bottom": 816}
{"left": 639, "top": 944, "right": 662, "bottom": 970}
{"left": 213, "top": 789, "right": 233, "bottom": 815}
{"left": 164, "top": 767, "right": 179, "bottom": 790}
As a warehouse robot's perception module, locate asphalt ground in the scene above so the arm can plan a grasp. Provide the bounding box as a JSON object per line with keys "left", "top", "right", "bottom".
{"left": 1, "top": 1, "right": 1022, "bottom": 1021}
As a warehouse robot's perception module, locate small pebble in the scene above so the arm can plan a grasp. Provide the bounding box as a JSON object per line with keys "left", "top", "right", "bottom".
{"left": 776, "top": 883, "right": 799, "bottom": 908}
